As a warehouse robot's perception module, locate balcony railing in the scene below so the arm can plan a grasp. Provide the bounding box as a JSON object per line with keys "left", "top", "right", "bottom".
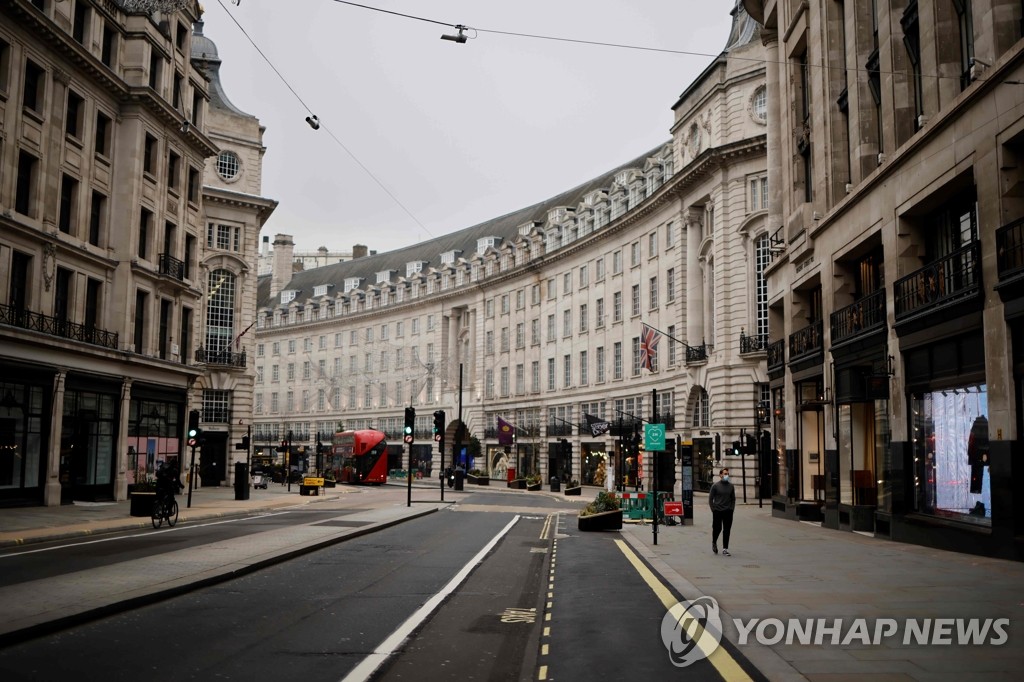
{"left": 893, "top": 244, "right": 980, "bottom": 320}
{"left": 547, "top": 423, "right": 573, "bottom": 437}
{"left": 830, "top": 289, "right": 886, "bottom": 346}
{"left": 789, "top": 320, "right": 823, "bottom": 363}
{"left": 997, "top": 217, "right": 1024, "bottom": 281}
{"left": 195, "top": 347, "right": 247, "bottom": 368}
{"left": 739, "top": 331, "right": 769, "bottom": 354}
{"left": 158, "top": 253, "right": 186, "bottom": 281}
{"left": 0, "top": 303, "right": 119, "bottom": 350}
{"left": 767, "top": 339, "right": 785, "bottom": 372}
{"left": 685, "top": 343, "right": 708, "bottom": 364}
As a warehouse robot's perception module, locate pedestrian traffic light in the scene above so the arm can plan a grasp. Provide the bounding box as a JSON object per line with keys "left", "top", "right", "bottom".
{"left": 732, "top": 440, "right": 742, "bottom": 457}
{"left": 276, "top": 440, "right": 288, "bottom": 453}
{"left": 404, "top": 406, "right": 415, "bottom": 443}
{"left": 433, "top": 410, "right": 446, "bottom": 442}
{"left": 745, "top": 433, "right": 757, "bottom": 456}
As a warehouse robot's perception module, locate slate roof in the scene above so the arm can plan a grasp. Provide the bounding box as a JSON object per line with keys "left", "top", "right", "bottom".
{"left": 256, "top": 144, "right": 666, "bottom": 310}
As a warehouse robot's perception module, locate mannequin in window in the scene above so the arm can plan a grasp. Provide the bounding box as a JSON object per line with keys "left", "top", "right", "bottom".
{"left": 967, "top": 415, "right": 989, "bottom": 508}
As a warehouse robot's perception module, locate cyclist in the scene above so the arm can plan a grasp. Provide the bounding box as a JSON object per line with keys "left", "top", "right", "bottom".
{"left": 155, "top": 462, "right": 183, "bottom": 509}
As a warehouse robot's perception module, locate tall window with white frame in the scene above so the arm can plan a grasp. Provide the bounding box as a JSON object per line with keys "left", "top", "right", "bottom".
{"left": 755, "top": 235, "right": 770, "bottom": 342}
{"left": 206, "top": 269, "right": 236, "bottom": 357}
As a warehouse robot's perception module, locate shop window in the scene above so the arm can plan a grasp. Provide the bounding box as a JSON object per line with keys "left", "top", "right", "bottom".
{"left": 913, "top": 384, "right": 990, "bottom": 525}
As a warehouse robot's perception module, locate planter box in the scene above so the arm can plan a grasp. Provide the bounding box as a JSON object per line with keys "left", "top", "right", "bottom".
{"left": 526, "top": 483, "right": 541, "bottom": 491}
{"left": 508, "top": 479, "right": 527, "bottom": 489}
{"left": 564, "top": 486, "right": 582, "bottom": 496}
{"left": 577, "top": 509, "right": 623, "bottom": 531}
{"left": 129, "top": 491, "right": 156, "bottom": 517}
{"left": 324, "top": 479, "right": 336, "bottom": 488}
{"left": 467, "top": 475, "right": 490, "bottom": 486}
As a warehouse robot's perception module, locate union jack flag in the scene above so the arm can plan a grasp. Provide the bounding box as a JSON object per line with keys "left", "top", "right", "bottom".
{"left": 640, "top": 323, "right": 660, "bottom": 371}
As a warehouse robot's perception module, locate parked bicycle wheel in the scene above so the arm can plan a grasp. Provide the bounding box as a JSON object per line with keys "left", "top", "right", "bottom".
{"left": 166, "top": 499, "right": 179, "bottom": 527}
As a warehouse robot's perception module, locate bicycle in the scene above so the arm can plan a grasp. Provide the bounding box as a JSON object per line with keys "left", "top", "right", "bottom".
{"left": 151, "top": 493, "right": 179, "bottom": 528}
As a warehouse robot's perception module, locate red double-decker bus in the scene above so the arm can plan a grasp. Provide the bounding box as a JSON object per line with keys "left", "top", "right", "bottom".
{"left": 330, "top": 429, "right": 388, "bottom": 484}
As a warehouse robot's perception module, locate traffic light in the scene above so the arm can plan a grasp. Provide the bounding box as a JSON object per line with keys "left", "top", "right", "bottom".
{"left": 276, "top": 441, "right": 288, "bottom": 453}
{"left": 404, "top": 406, "right": 415, "bottom": 444}
{"left": 745, "top": 433, "right": 757, "bottom": 456}
{"left": 432, "top": 410, "right": 446, "bottom": 442}
{"left": 187, "top": 409, "right": 201, "bottom": 448}
{"left": 315, "top": 433, "right": 323, "bottom": 454}
{"left": 732, "top": 440, "right": 742, "bottom": 457}
{"left": 235, "top": 435, "right": 250, "bottom": 450}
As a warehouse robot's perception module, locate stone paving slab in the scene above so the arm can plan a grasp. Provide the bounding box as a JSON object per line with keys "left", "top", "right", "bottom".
{"left": 622, "top": 497, "right": 1024, "bottom": 682}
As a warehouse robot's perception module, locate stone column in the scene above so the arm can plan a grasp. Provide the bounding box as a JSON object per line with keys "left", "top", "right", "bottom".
{"left": 685, "top": 207, "right": 704, "bottom": 348}
{"left": 44, "top": 370, "right": 67, "bottom": 507}
{"left": 115, "top": 377, "right": 133, "bottom": 501}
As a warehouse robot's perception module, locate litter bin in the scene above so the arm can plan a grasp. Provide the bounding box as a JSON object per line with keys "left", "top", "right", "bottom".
{"left": 454, "top": 468, "right": 465, "bottom": 491}
{"left": 234, "top": 462, "right": 250, "bottom": 501}
{"left": 550, "top": 476, "right": 560, "bottom": 493}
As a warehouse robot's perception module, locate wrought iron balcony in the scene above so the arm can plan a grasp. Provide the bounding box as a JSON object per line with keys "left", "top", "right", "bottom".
{"left": 547, "top": 423, "right": 573, "bottom": 437}
{"left": 158, "top": 253, "right": 185, "bottom": 281}
{"left": 893, "top": 244, "right": 981, "bottom": 321}
{"left": 484, "top": 427, "right": 498, "bottom": 439}
{"left": 195, "top": 346, "right": 247, "bottom": 368}
{"left": 0, "top": 303, "right": 119, "bottom": 350}
{"left": 685, "top": 343, "right": 708, "bottom": 364}
{"left": 789, "top": 320, "right": 823, "bottom": 363}
{"left": 767, "top": 339, "right": 785, "bottom": 372}
{"left": 739, "top": 331, "right": 769, "bottom": 354}
{"left": 830, "top": 289, "right": 886, "bottom": 346}
{"left": 997, "top": 217, "right": 1024, "bottom": 282}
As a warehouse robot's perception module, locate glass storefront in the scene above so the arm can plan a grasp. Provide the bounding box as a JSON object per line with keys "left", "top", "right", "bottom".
{"left": 126, "top": 400, "right": 183, "bottom": 483}
{"left": 579, "top": 442, "right": 608, "bottom": 486}
{"left": 836, "top": 401, "right": 889, "bottom": 507}
{"left": 0, "top": 382, "right": 45, "bottom": 497}
{"left": 772, "top": 386, "right": 787, "bottom": 498}
{"left": 60, "top": 388, "right": 118, "bottom": 501}
{"left": 913, "top": 384, "right": 990, "bottom": 525}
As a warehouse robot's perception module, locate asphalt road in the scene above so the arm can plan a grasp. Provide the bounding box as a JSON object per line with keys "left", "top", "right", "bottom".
{"left": 0, "top": 508, "right": 359, "bottom": 585}
{"left": 0, "top": 509, "right": 537, "bottom": 682}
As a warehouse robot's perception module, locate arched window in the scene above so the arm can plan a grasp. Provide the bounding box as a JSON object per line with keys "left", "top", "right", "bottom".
{"left": 206, "top": 269, "right": 236, "bottom": 353}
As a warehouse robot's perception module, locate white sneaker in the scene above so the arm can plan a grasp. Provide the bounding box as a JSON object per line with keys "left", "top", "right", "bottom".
{"left": 722, "top": 549, "right": 731, "bottom": 556}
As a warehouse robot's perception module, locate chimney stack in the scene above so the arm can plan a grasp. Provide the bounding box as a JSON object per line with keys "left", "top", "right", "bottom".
{"left": 270, "top": 233, "right": 295, "bottom": 299}
{"left": 352, "top": 244, "right": 368, "bottom": 259}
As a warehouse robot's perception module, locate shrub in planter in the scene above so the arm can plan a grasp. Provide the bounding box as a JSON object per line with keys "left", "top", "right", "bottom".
{"left": 577, "top": 490, "right": 622, "bottom": 531}
{"left": 564, "top": 479, "right": 582, "bottom": 496}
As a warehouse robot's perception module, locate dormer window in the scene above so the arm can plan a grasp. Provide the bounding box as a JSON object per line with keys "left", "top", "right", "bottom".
{"left": 344, "top": 277, "right": 362, "bottom": 293}
{"left": 376, "top": 270, "right": 395, "bottom": 284}
{"left": 476, "top": 237, "right": 500, "bottom": 253}
{"left": 280, "top": 289, "right": 297, "bottom": 304}
{"left": 313, "top": 284, "right": 333, "bottom": 297}
{"left": 406, "top": 261, "right": 426, "bottom": 277}
{"left": 518, "top": 221, "right": 541, "bottom": 237}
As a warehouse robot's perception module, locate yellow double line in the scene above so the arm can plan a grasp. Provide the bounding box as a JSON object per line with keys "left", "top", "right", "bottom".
{"left": 614, "top": 538, "right": 752, "bottom": 681}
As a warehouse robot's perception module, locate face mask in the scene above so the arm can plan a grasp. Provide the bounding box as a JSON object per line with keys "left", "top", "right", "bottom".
{"left": 722, "top": 475, "right": 729, "bottom": 482}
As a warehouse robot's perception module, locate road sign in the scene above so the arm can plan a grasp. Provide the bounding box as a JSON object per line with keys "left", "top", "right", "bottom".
{"left": 644, "top": 423, "right": 666, "bottom": 451}
{"left": 664, "top": 500, "right": 683, "bottom": 516}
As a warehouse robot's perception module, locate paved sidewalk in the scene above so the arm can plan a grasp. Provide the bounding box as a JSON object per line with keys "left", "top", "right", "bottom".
{"left": 623, "top": 496, "right": 1024, "bottom": 682}
{"left": 0, "top": 483, "right": 446, "bottom": 645}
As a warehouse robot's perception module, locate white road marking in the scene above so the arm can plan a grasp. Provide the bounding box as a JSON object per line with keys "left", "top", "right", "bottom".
{"left": 0, "top": 512, "right": 292, "bottom": 558}
{"left": 339, "top": 515, "right": 521, "bottom": 682}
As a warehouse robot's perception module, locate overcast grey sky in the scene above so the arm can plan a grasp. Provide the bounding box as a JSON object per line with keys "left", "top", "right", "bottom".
{"left": 199, "top": 1, "right": 737, "bottom": 254}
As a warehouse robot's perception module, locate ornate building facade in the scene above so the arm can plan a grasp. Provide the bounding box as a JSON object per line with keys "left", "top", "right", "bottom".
{"left": 744, "top": 0, "right": 1024, "bottom": 559}
{"left": 0, "top": 1, "right": 273, "bottom": 505}
{"left": 254, "top": 7, "right": 772, "bottom": 500}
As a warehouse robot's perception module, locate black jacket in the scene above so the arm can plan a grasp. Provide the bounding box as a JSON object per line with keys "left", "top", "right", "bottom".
{"left": 709, "top": 480, "right": 736, "bottom": 512}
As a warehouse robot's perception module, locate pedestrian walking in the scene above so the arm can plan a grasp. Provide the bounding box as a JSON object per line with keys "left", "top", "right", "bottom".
{"left": 709, "top": 468, "right": 736, "bottom": 556}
